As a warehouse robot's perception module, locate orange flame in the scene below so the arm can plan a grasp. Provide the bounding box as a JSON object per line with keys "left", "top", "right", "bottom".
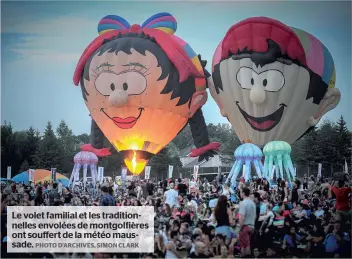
{"left": 132, "top": 150, "right": 137, "bottom": 172}
{"left": 124, "top": 150, "right": 148, "bottom": 175}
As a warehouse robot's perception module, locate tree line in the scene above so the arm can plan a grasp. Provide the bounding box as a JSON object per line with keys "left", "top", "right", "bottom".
{"left": 1, "top": 116, "right": 350, "bottom": 178}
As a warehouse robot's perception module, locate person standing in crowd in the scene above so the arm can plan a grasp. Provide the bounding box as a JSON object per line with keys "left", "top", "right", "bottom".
{"left": 48, "top": 182, "right": 60, "bottom": 205}
{"left": 177, "top": 178, "right": 187, "bottom": 196}
{"left": 141, "top": 180, "right": 149, "bottom": 199}
{"left": 303, "top": 174, "right": 308, "bottom": 190}
{"left": 164, "top": 182, "right": 179, "bottom": 209}
{"left": 212, "top": 195, "right": 234, "bottom": 238}
{"left": 165, "top": 230, "right": 181, "bottom": 258}
{"left": 221, "top": 183, "right": 234, "bottom": 200}
{"left": 332, "top": 179, "right": 351, "bottom": 222}
{"left": 238, "top": 187, "right": 256, "bottom": 257}
{"left": 291, "top": 180, "right": 301, "bottom": 204}
{"left": 99, "top": 186, "right": 116, "bottom": 206}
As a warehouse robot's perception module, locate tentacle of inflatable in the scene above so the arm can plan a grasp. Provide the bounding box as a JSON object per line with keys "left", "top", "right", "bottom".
{"left": 277, "top": 154, "right": 284, "bottom": 179}
{"left": 245, "top": 160, "right": 251, "bottom": 182}
{"left": 286, "top": 155, "right": 296, "bottom": 178}
{"left": 259, "top": 162, "right": 265, "bottom": 178}
{"left": 268, "top": 155, "right": 274, "bottom": 180}
{"left": 284, "top": 161, "right": 292, "bottom": 184}
{"left": 226, "top": 160, "right": 238, "bottom": 184}
{"left": 264, "top": 156, "right": 269, "bottom": 179}
{"left": 231, "top": 159, "right": 243, "bottom": 186}
{"left": 253, "top": 160, "right": 262, "bottom": 178}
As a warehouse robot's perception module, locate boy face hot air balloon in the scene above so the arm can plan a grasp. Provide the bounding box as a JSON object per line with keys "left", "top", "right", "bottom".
{"left": 209, "top": 17, "right": 341, "bottom": 146}
{"left": 73, "top": 13, "right": 220, "bottom": 174}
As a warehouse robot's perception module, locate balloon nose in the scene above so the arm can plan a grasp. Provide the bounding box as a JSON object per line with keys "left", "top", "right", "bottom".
{"left": 249, "top": 85, "right": 266, "bottom": 104}
{"left": 109, "top": 90, "right": 128, "bottom": 107}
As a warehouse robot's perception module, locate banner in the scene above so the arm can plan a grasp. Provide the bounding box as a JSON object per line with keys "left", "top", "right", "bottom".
{"left": 317, "top": 163, "right": 322, "bottom": 178}
{"left": 168, "top": 165, "right": 174, "bottom": 179}
{"left": 51, "top": 168, "right": 57, "bottom": 181}
{"left": 7, "top": 166, "right": 12, "bottom": 180}
{"left": 193, "top": 165, "right": 199, "bottom": 180}
{"left": 28, "top": 169, "right": 35, "bottom": 183}
{"left": 179, "top": 173, "right": 182, "bottom": 179}
{"left": 98, "top": 167, "right": 104, "bottom": 182}
{"left": 121, "top": 168, "right": 127, "bottom": 188}
{"left": 144, "top": 166, "right": 151, "bottom": 180}
{"left": 345, "top": 160, "right": 349, "bottom": 174}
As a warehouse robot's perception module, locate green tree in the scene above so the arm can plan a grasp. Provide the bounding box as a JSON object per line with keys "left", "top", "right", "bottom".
{"left": 332, "top": 116, "right": 351, "bottom": 171}
{"left": 172, "top": 125, "right": 193, "bottom": 150}
{"left": 98, "top": 137, "right": 123, "bottom": 176}
{"left": 34, "top": 121, "right": 61, "bottom": 170}
{"left": 1, "top": 122, "right": 17, "bottom": 177}
{"left": 318, "top": 120, "right": 337, "bottom": 164}
{"left": 75, "top": 133, "right": 90, "bottom": 146}
{"left": 300, "top": 127, "right": 322, "bottom": 164}
{"left": 57, "top": 120, "right": 78, "bottom": 173}
{"left": 25, "top": 127, "right": 40, "bottom": 167}
{"left": 19, "top": 159, "right": 30, "bottom": 172}
{"left": 149, "top": 147, "right": 182, "bottom": 178}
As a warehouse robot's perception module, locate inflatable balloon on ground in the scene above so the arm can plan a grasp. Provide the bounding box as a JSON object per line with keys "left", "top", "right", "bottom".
{"left": 68, "top": 144, "right": 111, "bottom": 188}
{"left": 73, "top": 12, "right": 220, "bottom": 175}
{"left": 263, "top": 141, "right": 295, "bottom": 183}
{"left": 209, "top": 17, "right": 341, "bottom": 147}
{"left": 225, "top": 143, "right": 263, "bottom": 184}
{"left": 12, "top": 169, "right": 69, "bottom": 186}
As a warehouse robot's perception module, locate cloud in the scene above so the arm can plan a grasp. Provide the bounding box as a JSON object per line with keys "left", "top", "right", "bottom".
{"left": 2, "top": 15, "right": 97, "bottom": 63}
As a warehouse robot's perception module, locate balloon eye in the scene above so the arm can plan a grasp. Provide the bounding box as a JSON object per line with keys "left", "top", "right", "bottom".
{"left": 251, "top": 78, "right": 254, "bottom": 85}
{"left": 110, "top": 83, "right": 115, "bottom": 91}
{"left": 123, "top": 83, "right": 128, "bottom": 91}
{"left": 263, "top": 79, "right": 267, "bottom": 87}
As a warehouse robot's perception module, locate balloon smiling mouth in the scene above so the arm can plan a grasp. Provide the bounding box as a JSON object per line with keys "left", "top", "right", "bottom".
{"left": 236, "top": 102, "right": 286, "bottom": 132}
{"left": 100, "top": 108, "right": 144, "bottom": 129}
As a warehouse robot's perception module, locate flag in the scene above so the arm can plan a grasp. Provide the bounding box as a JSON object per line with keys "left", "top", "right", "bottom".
{"left": 7, "top": 166, "right": 11, "bottom": 180}
{"left": 345, "top": 160, "right": 349, "bottom": 174}
{"left": 51, "top": 168, "right": 57, "bottom": 181}
{"left": 145, "top": 166, "right": 151, "bottom": 180}
{"left": 317, "top": 163, "right": 322, "bottom": 178}
{"left": 168, "top": 165, "right": 174, "bottom": 179}
{"left": 193, "top": 165, "right": 199, "bottom": 180}
{"left": 98, "top": 167, "right": 104, "bottom": 182}
{"left": 28, "top": 169, "right": 35, "bottom": 182}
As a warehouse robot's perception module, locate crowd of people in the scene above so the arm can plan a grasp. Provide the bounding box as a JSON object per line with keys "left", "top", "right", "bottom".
{"left": 0, "top": 173, "right": 351, "bottom": 258}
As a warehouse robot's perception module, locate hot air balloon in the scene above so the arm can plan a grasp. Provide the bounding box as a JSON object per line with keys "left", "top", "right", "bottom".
{"left": 73, "top": 13, "right": 220, "bottom": 175}
{"left": 208, "top": 17, "right": 341, "bottom": 147}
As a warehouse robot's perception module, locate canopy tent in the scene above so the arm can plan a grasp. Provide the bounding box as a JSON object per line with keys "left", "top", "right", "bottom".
{"left": 11, "top": 169, "right": 69, "bottom": 186}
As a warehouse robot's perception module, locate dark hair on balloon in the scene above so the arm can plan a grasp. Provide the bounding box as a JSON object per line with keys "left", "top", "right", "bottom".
{"left": 81, "top": 33, "right": 195, "bottom": 107}
{"left": 84, "top": 36, "right": 213, "bottom": 160}
{"left": 212, "top": 39, "right": 328, "bottom": 105}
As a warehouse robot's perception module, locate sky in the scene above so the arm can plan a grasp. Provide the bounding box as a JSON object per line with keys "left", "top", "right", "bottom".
{"left": 1, "top": 0, "right": 351, "bottom": 135}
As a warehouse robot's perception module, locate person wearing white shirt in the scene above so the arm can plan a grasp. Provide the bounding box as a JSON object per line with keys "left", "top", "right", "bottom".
{"left": 222, "top": 183, "right": 234, "bottom": 199}
{"left": 164, "top": 183, "right": 179, "bottom": 208}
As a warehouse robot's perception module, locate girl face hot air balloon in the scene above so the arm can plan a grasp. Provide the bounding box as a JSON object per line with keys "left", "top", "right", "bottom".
{"left": 73, "top": 13, "right": 220, "bottom": 174}
{"left": 209, "top": 17, "right": 341, "bottom": 146}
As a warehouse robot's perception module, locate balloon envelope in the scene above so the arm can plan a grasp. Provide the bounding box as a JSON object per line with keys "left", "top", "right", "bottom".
{"left": 73, "top": 13, "right": 208, "bottom": 174}
{"left": 11, "top": 169, "right": 69, "bottom": 186}
{"left": 209, "top": 17, "right": 340, "bottom": 146}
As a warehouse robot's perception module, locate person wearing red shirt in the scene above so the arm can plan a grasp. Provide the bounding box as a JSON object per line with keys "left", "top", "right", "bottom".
{"left": 332, "top": 180, "right": 351, "bottom": 222}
